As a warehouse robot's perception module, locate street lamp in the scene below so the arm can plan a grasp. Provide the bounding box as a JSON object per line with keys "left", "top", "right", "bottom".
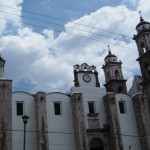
{"left": 22, "top": 115, "right": 29, "bottom": 150}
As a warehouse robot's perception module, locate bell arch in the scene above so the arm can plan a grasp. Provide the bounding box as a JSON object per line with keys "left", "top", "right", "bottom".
{"left": 115, "top": 69, "right": 120, "bottom": 79}
{"left": 90, "top": 138, "right": 104, "bottom": 150}
{"left": 140, "top": 42, "right": 146, "bottom": 54}
{"left": 144, "top": 63, "right": 150, "bottom": 79}
{"left": 106, "top": 72, "right": 110, "bottom": 81}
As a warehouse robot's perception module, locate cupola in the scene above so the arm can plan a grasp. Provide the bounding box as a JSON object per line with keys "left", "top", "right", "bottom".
{"left": 136, "top": 14, "right": 150, "bottom": 33}
{"left": 104, "top": 50, "right": 118, "bottom": 64}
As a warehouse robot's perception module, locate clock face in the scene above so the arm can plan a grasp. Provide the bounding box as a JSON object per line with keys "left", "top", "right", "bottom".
{"left": 83, "top": 74, "right": 91, "bottom": 82}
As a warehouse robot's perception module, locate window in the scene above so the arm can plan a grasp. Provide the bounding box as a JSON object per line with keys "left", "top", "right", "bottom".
{"left": 106, "top": 72, "right": 110, "bottom": 81}
{"left": 88, "top": 102, "right": 95, "bottom": 114}
{"left": 54, "top": 102, "right": 61, "bottom": 115}
{"left": 115, "top": 70, "right": 120, "bottom": 79}
{"left": 119, "top": 101, "right": 126, "bottom": 114}
{"left": 16, "top": 102, "right": 23, "bottom": 115}
{"left": 140, "top": 42, "right": 146, "bottom": 54}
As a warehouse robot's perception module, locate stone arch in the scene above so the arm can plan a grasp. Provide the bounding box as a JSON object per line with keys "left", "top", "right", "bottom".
{"left": 144, "top": 63, "right": 150, "bottom": 71}
{"left": 115, "top": 69, "right": 120, "bottom": 79}
{"left": 144, "top": 63, "right": 150, "bottom": 78}
{"left": 90, "top": 138, "right": 104, "bottom": 150}
{"left": 140, "top": 42, "right": 146, "bottom": 54}
{"left": 106, "top": 72, "right": 110, "bottom": 81}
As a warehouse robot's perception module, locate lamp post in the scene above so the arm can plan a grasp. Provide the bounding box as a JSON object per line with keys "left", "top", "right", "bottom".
{"left": 22, "top": 115, "right": 29, "bottom": 150}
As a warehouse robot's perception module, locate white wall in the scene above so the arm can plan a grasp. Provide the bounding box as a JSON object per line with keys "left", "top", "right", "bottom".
{"left": 115, "top": 94, "right": 141, "bottom": 150}
{"left": 71, "top": 87, "right": 106, "bottom": 129}
{"left": 12, "top": 92, "right": 37, "bottom": 150}
{"left": 78, "top": 73, "right": 96, "bottom": 87}
{"left": 46, "top": 92, "right": 75, "bottom": 150}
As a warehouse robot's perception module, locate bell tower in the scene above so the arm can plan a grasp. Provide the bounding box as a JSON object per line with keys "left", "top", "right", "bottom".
{"left": 133, "top": 13, "right": 150, "bottom": 107}
{"left": 102, "top": 47, "right": 127, "bottom": 94}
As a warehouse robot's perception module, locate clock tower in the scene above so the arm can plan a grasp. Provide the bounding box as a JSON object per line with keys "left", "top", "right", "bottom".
{"left": 102, "top": 49, "right": 127, "bottom": 94}
{"left": 73, "top": 63, "right": 100, "bottom": 87}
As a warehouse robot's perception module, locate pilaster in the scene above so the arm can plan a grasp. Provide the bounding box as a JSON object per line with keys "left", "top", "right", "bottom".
{"left": 132, "top": 93, "right": 150, "bottom": 150}
{"left": 103, "top": 93, "right": 123, "bottom": 150}
{"left": 35, "top": 91, "right": 49, "bottom": 150}
{"left": 0, "top": 79, "right": 12, "bottom": 150}
{"left": 71, "top": 93, "right": 89, "bottom": 150}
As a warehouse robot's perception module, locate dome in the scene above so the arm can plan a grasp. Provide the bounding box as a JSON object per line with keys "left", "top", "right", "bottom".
{"left": 104, "top": 51, "right": 117, "bottom": 60}
{"left": 104, "top": 51, "right": 118, "bottom": 64}
{"left": 136, "top": 17, "right": 150, "bottom": 33}
{"left": 136, "top": 18, "right": 150, "bottom": 28}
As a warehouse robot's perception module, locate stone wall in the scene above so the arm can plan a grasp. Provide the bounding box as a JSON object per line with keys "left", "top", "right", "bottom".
{"left": 0, "top": 79, "right": 12, "bottom": 150}
{"left": 71, "top": 93, "right": 89, "bottom": 150}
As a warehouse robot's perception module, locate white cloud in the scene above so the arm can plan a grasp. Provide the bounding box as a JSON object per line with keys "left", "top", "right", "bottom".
{"left": 0, "top": 0, "right": 149, "bottom": 93}
{"left": 0, "top": 0, "right": 23, "bottom": 34}
{"left": 137, "top": 0, "right": 150, "bottom": 20}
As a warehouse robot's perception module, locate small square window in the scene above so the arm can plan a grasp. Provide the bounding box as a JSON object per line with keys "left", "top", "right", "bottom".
{"left": 54, "top": 102, "right": 62, "bottom": 115}
{"left": 88, "top": 102, "right": 95, "bottom": 114}
{"left": 16, "top": 102, "right": 23, "bottom": 116}
{"left": 119, "top": 101, "right": 126, "bottom": 114}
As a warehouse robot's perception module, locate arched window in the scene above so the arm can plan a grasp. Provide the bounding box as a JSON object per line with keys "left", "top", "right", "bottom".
{"left": 144, "top": 63, "right": 150, "bottom": 78}
{"left": 90, "top": 138, "right": 104, "bottom": 150}
{"left": 145, "top": 63, "right": 150, "bottom": 71}
{"left": 140, "top": 42, "right": 146, "bottom": 54}
{"left": 106, "top": 72, "right": 110, "bottom": 81}
{"left": 115, "top": 70, "right": 120, "bottom": 79}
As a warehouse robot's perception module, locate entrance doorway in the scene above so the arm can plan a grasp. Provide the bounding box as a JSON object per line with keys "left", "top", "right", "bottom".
{"left": 90, "top": 138, "right": 104, "bottom": 150}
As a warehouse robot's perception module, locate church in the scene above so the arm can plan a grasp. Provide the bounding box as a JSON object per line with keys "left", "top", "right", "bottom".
{"left": 0, "top": 15, "right": 150, "bottom": 150}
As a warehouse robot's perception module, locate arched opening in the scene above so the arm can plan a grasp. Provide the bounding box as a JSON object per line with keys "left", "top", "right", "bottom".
{"left": 90, "top": 138, "right": 104, "bottom": 150}
{"left": 144, "top": 63, "right": 150, "bottom": 78}
{"left": 106, "top": 72, "right": 110, "bottom": 81}
{"left": 115, "top": 70, "right": 120, "bottom": 79}
{"left": 118, "top": 86, "right": 123, "bottom": 93}
{"left": 145, "top": 63, "right": 150, "bottom": 71}
{"left": 140, "top": 42, "right": 146, "bottom": 54}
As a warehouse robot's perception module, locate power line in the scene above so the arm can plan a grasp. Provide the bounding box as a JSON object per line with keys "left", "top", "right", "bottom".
{"left": 0, "top": 17, "right": 136, "bottom": 50}
{"left": 0, "top": 10, "right": 132, "bottom": 42}
{"left": 0, "top": 4, "right": 133, "bottom": 38}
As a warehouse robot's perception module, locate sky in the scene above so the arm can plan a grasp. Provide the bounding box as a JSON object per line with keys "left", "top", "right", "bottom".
{"left": 0, "top": 0, "right": 149, "bottom": 93}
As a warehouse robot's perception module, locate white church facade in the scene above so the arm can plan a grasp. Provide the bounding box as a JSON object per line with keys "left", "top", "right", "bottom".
{"left": 0, "top": 16, "right": 150, "bottom": 150}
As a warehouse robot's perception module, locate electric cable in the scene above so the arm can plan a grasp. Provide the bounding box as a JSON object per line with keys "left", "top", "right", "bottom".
{"left": 0, "top": 4, "right": 133, "bottom": 38}
{"left": 0, "top": 17, "right": 136, "bottom": 50}
{"left": 0, "top": 10, "right": 132, "bottom": 42}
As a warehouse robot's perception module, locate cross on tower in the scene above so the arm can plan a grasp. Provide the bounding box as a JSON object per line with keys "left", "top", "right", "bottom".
{"left": 108, "top": 45, "right": 111, "bottom": 54}
{"left": 139, "top": 11, "right": 143, "bottom": 21}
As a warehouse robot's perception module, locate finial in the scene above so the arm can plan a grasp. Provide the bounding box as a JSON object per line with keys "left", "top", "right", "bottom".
{"left": 108, "top": 45, "right": 111, "bottom": 54}
{"left": 139, "top": 11, "right": 144, "bottom": 22}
